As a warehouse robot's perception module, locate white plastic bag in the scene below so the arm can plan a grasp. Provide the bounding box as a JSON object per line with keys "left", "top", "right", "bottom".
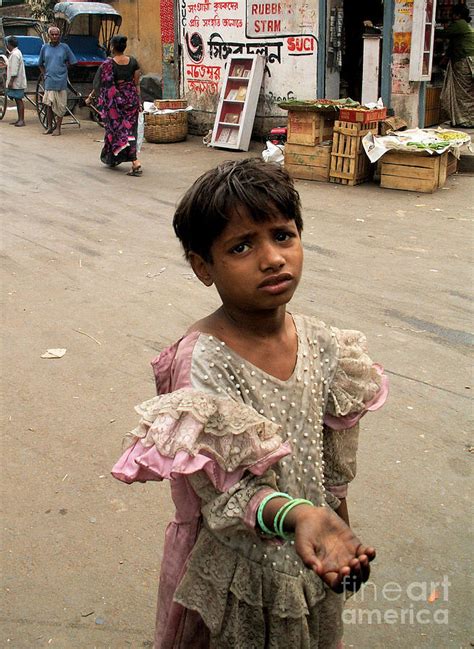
{"left": 262, "top": 140, "right": 284, "bottom": 164}
{"left": 137, "top": 111, "right": 145, "bottom": 153}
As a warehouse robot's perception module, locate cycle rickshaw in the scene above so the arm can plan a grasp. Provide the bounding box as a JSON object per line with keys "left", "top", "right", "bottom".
{"left": 0, "top": 16, "right": 47, "bottom": 120}
{"left": 0, "top": 2, "right": 122, "bottom": 127}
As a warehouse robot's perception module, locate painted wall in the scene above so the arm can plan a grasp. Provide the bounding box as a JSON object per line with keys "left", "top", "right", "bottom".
{"left": 390, "top": 0, "right": 420, "bottom": 127}
{"left": 179, "top": 1, "right": 321, "bottom": 133}
{"left": 110, "top": 0, "right": 162, "bottom": 75}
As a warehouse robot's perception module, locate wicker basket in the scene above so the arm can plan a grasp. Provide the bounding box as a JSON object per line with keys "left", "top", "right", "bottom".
{"left": 144, "top": 111, "right": 188, "bottom": 143}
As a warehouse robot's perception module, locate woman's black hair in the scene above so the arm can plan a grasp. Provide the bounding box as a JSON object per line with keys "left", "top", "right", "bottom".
{"left": 452, "top": 4, "right": 471, "bottom": 21}
{"left": 110, "top": 35, "right": 128, "bottom": 53}
{"left": 173, "top": 158, "right": 303, "bottom": 262}
{"left": 7, "top": 35, "right": 18, "bottom": 48}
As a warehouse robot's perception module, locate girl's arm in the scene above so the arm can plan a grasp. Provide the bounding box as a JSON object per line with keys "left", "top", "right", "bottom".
{"left": 260, "top": 496, "right": 374, "bottom": 592}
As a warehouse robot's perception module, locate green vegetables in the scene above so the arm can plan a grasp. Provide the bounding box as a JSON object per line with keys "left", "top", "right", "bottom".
{"left": 406, "top": 141, "right": 448, "bottom": 151}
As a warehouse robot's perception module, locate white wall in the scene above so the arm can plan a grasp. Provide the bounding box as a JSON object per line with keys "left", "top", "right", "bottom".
{"left": 179, "top": 0, "right": 320, "bottom": 119}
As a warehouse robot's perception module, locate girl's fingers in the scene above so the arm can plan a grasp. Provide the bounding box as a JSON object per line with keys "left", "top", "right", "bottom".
{"left": 360, "top": 545, "right": 376, "bottom": 561}
{"left": 361, "top": 561, "right": 371, "bottom": 583}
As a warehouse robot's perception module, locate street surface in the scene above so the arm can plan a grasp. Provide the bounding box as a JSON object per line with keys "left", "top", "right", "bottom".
{"left": 1, "top": 110, "right": 473, "bottom": 649}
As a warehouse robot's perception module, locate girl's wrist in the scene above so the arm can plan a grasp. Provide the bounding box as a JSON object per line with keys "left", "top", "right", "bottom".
{"left": 259, "top": 494, "right": 316, "bottom": 538}
{"left": 284, "top": 503, "right": 316, "bottom": 532}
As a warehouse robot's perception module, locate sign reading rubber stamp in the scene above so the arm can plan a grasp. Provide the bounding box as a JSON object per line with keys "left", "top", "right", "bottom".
{"left": 246, "top": 1, "right": 317, "bottom": 37}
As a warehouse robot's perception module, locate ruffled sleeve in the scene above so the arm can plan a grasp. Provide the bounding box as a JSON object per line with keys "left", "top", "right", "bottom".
{"left": 323, "top": 328, "right": 388, "bottom": 498}
{"left": 324, "top": 328, "right": 388, "bottom": 430}
{"left": 111, "top": 388, "right": 291, "bottom": 492}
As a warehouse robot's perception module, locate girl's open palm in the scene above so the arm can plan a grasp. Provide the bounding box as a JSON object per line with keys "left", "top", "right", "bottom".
{"left": 294, "top": 507, "right": 376, "bottom": 593}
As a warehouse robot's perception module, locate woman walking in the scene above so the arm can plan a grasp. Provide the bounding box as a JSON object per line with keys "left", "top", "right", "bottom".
{"left": 87, "top": 35, "right": 142, "bottom": 175}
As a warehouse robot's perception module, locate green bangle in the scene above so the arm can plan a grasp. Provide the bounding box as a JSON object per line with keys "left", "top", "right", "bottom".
{"left": 257, "top": 492, "right": 291, "bottom": 536}
{"left": 274, "top": 498, "right": 314, "bottom": 540}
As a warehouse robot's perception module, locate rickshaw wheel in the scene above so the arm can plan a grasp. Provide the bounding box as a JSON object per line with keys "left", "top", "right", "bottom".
{"left": 0, "top": 89, "right": 6, "bottom": 121}
{"left": 35, "top": 75, "right": 57, "bottom": 130}
{"left": 0, "top": 69, "right": 7, "bottom": 121}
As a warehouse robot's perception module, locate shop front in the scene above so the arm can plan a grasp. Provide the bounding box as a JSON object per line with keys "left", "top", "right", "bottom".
{"left": 168, "top": 0, "right": 469, "bottom": 136}
{"left": 175, "top": 0, "right": 323, "bottom": 134}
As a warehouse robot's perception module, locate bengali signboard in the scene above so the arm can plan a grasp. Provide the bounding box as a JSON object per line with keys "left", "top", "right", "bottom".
{"left": 180, "top": 0, "right": 319, "bottom": 114}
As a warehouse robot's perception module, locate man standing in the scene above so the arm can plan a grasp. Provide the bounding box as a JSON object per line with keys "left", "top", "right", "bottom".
{"left": 38, "top": 26, "right": 77, "bottom": 136}
{"left": 6, "top": 36, "right": 27, "bottom": 127}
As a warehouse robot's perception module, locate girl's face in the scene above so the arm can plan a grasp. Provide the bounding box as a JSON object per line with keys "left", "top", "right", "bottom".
{"left": 192, "top": 206, "right": 303, "bottom": 314}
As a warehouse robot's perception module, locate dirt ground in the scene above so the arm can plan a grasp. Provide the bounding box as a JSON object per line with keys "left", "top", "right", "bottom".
{"left": 1, "top": 108, "right": 473, "bottom": 649}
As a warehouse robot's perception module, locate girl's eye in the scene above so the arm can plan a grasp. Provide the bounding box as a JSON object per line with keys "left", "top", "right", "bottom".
{"left": 275, "top": 230, "right": 294, "bottom": 242}
{"left": 231, "top": 242, "right": 250, "bottom": 254}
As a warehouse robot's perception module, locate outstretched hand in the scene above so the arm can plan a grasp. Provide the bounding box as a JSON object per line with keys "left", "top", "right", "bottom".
{"left": 294, "top": 505, "right": 376, "bottom": 593}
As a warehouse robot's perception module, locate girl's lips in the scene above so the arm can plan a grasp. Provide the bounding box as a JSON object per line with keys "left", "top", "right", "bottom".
{"left": 258, "top": 275, "right": 294, "bottom": 294}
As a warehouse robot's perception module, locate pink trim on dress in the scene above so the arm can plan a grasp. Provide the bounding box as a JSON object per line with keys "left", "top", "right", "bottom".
{"left": 324, "top": 366, "right": 389, "bottom": 431}
{"left": 326, "top": 484, "right": 348, "bottom": 499}
{"left": 112, "top": 440, "right": 292, "bottom": 493}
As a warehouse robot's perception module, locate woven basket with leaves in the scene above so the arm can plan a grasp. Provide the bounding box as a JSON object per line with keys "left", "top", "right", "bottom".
{"left": 144, "top": 111, "right": 188, "bottom": 143}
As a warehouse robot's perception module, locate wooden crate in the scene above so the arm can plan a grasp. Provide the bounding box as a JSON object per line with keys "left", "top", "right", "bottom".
{"left": 447, "top": 152, "right": 458, "bottom": 176}
{"left": 424, "top": 86, "right": 442, "bottom": 128}
{"left": 284, "top": 142, "right": 331, "bottom": 182}
{"left": 287, "top": 110, "right": 335, "bottom": 146}
{"left": 329, "top": 120, "right": 377, "bottom": 186}
{"left": 380, "top": 151, "right": 448, "bottom": 193}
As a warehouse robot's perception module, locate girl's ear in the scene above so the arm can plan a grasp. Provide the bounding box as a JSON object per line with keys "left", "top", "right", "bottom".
{"left": 188, "top": 252, "right": 214, "bottom": 286}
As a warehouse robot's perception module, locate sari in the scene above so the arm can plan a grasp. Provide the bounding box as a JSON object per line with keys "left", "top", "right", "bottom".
{"left": 441, "top": 57, "right": 474, "bottom": 127}
{"left": 97, "top": 58, "right": 141, "bottom": 166}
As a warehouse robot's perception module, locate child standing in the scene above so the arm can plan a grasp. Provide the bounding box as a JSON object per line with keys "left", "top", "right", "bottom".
{"left": 112, "top": 159, "right": 388, "bottom": 649}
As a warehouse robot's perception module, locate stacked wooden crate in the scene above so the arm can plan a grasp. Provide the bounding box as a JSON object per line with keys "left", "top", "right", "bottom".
{"left": 380, "top": 151, "right": 448, "bottom": 192}
{"left": 284, "top": 110, "right": 336, "bottom": 182}
{"left": 329, "top": 120, "right": 377, "bottom": 186}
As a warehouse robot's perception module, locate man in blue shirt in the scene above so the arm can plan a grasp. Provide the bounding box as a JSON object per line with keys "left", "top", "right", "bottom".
{"left": 38, "top": 26, "right": 77, "bottom": 135}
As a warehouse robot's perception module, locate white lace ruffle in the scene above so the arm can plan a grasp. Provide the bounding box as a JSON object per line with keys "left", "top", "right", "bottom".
{"left": 326, "top": 328, "right": 382, "bottom": 418}
{"left": 174, "top": 528, "right": 326, "bottom": 635}
{"left": 123, "top": 388, "right": 284, "bottom": 473}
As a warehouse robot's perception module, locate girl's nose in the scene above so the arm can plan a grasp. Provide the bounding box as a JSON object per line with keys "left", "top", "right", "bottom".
{"left": 259, "top": 242, "right": 285, "bottom": 271}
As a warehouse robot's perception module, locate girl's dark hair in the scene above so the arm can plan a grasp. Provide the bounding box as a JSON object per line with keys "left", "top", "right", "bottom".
{"left": 110, "top": 35, "right": 127, "bottom": 53}
{"left": 452, "top": 4, "right": 471, "bottom": 21}
{"left": 173, "top": 158, "right": 303, "bottom": 262}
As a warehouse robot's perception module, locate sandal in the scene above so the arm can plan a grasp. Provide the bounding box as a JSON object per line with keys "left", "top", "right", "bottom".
{"left": 127, "top": 165, "right": 142, "bottom": 176}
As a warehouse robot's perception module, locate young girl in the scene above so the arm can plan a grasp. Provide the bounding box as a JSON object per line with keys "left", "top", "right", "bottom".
{"left": 112, "top": 159, "right": 388, "bottom": 649}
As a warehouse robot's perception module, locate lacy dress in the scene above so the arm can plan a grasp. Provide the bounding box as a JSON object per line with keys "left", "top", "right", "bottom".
{"left": 112, "top": 315, "right": 388, "bottom": 649}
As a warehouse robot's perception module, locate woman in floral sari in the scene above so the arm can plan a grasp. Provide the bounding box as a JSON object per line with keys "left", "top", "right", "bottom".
{"left": 87, "top": 35, "right": 142, "bottom": 175}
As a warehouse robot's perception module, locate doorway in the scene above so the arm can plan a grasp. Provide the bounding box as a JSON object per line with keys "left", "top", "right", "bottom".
{"left": 341, "top": 0, "right": 384, "bottom": 101}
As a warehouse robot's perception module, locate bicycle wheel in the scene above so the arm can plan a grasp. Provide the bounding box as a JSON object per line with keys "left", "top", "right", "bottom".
{"left": 35, "top": 75, "right": 56, "bottom": 130}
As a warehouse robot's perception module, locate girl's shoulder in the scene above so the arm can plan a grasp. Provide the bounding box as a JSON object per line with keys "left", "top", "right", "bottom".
{"left": 151, "top": 331, "right": 201, "bottom": 395}
{"left": 295, "top": 313, "right": 371, "bottom": 355}
{"left": 293, "top": 313, "right": 339, "bottom": 354}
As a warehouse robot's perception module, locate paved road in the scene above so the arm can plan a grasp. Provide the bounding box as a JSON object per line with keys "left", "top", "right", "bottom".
{"left": 1, "top": 114, "right": 473, "bottom": 648}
